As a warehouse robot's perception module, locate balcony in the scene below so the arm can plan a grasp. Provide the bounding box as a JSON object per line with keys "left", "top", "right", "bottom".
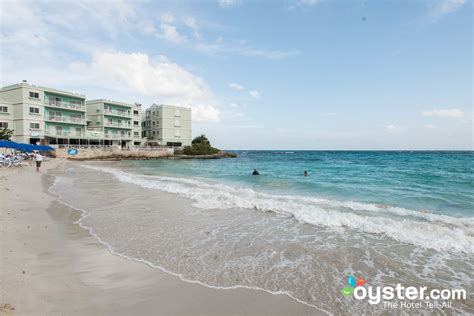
{"left": 85, "top": 130, "right": 104, "bottom": 139}
{"left": 45, "top": 130, "right": 85, "bottom": 137}
{"left": 104, "top": 121, "right": 131, "bottom": 129}
{"left": 45, "top": 99, "right": 85, "bottom": 112}
{"left": 104, "top": 133, "right": 131, "bottom": 139}
{"left": 46, "top": 116, "right": 85, "bottom": 124}
{"left": 104, "top": 109, "right": 131, "bottom": 118}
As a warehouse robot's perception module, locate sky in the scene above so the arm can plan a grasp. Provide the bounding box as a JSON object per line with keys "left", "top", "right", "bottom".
{"left": 0, "top": 0, "right": 472, "bottom": 150}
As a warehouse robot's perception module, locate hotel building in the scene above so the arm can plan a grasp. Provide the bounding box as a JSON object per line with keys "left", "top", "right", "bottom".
{"left": 142, "top": 104, "right": 192, "bottom": 146}
{"left": 0, "top": 82, "right": 88, "bottom": 145}
{"left": 86, "top": 99, "right": 143, "bottom": 147}
{"left": 0, "top": 82, "right": 193, "bottom": 148}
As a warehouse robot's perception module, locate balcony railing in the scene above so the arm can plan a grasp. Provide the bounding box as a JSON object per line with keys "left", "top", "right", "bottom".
{"left": 45, "top": 130, "right": 85, "bottom": 137}
{"left": 104, "top": 109, "right": 131, "bottom": 117}
{"left": 104, "top": 133, "right": 131, "bottom": 139}
{"left": 45, "top": 99, "right": 85, "bottom": 111}
{"left": 46, "top": 116, "right": 85, "bottom": 124}
{"left": 104, "top": 121, "right": 131, "bottom": 128}
{"left": 85, "top": 130, "right": 104, "bottom": 138}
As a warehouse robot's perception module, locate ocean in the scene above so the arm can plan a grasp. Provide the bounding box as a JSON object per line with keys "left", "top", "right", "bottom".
{"left": 49, "top": 151, "right": 474, "bottom": 314}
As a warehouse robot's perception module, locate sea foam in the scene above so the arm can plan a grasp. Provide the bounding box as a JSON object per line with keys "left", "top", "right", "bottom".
{"left": 81, "top": 165, "right": 474, "bottom": 254}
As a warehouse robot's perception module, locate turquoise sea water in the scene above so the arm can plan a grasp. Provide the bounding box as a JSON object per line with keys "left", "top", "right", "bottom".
{"left": 49, "top": 151, "right": 474, "bottom": 314}
{"left": 121, "top": 151, "right": 474, "bottom": 217}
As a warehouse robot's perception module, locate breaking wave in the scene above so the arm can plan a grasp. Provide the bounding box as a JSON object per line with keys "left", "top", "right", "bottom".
{"left": 81, "top": 165, "right": 474, "bottom": 254}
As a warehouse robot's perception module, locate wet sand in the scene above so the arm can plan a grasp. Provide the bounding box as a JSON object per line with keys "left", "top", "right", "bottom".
{"left": 0, "top": 160, "right": 319, "bottom": 315}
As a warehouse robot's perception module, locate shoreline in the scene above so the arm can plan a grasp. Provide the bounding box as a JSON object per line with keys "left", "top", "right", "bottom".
{"left": 1, "top": 159, "right": 318, "bottom": 315}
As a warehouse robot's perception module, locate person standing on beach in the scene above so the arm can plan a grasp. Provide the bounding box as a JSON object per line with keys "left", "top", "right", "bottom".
{"left": 34, "top": 151, "right": 43, "bottom": 172}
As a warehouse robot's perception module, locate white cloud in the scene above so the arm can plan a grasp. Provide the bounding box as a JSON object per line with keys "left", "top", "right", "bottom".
{"left": 218, "top": 0, "right": 238, "bottom": 8}
{"left": 421, "top": 108, "right": 464, "bottom": 118}
{"left": 158, "top": 22, "right": 187, "bottom": 43}
{"left": 160, "top": 13, "right": 175, "bottom": 23}
{"left": 140, "top": 20, "right": 157, "bottom": 35}
{"left": 385, "top": 124, "right": 402, "bottom": 134}
{"left": 151, "top": 13, "right": 188, "bottom": 44}
{"left": 193, "top": 105, "right": 220, "bottom": 122}
{"left": 85, "top": 51, "right": 210, "bottom": 99}
{"left": 183, "top": 17, "right": 200, "bottom": 39}
{"left": 431, "top": 0, "right": 466, "bottom": 17}
{"left": 424, "top": 124, "right": 437, "bottom": 129}
{"left": 69, "top": 51, "right": 219, "bottom": 122}
{"left": 229, "top": 83, "right": 245, "bottom": 90}
{"left": 249, "top": 90, "right": 261, "bottom": 98}
{"left": 195, "top": 38, "right": 300, "bottom": 60}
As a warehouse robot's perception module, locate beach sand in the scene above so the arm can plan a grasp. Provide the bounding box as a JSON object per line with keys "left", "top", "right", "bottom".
{"left": 0, "top": 159, "right": 318, "bottom": 315}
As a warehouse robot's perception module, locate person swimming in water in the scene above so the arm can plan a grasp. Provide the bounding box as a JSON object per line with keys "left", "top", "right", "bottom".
{"left": 304, "top": 170, "right": 308, "bottom": 176}
{"left": 252, "top": 169, "right": 260, "bottom": 176}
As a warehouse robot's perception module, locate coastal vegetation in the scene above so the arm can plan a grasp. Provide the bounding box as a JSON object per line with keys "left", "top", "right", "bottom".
{"left": 182, "top": 135, "right": 220, "bottom": 156}
{"left": 0, "top": 128, "right": 13, "bottom": 140}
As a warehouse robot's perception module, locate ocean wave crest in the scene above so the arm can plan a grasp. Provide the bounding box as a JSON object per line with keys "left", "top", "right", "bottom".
{"left": 81, "top": 165, "right": 474, "bottom": 254}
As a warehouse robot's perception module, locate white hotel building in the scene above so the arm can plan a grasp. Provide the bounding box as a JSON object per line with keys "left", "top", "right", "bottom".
{"left": 0, "top": 81, "right": 192, "bottom": 148}
{"left": 142, "top": 104, "right": 192, "bottom": 147}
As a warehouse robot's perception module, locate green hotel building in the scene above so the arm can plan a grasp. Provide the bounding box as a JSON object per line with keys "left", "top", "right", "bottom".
{"left": 0, "top": 81, "right": 143, "bottom": 147}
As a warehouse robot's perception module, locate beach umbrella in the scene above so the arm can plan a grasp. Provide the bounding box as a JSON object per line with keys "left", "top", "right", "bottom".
{"left": 0, "top": 140, "right": 23, "bottom": 150}
{"left": 36, "top": 145, "right": 55, "bottom": 151}
{"left": 18, "top": 143, "right": 34, "bottom": 152}
{"left": 0, "top": 141, "right": 55, "bottom": 152}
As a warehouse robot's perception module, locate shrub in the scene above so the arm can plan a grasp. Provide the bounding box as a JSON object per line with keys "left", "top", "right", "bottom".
{"left": 183, "top": 135, "right": 220, "bottom": 155}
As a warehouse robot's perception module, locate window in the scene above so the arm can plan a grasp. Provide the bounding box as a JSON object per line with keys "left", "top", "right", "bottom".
{"left": 134, "top": 110, "right": 139, "bottom": 115}
{"left": 29, "top": 107, "right": 40, "bottom": 114}
{"left": 134, "top": 131, "right": 139, "bottom": 136}
{"left": 0, "top": 122, "right": 8, "bottom": 128}
{"left": 0, "top": 106, "right": 7, "bottom": 112}
{"left": 152, "top": 121, "right": 155, "bottom": 125}
{"left": 30, "top": 122, "right": 40, "bottom": 129}
{"left": 49, "top": 111, "right": 61, "bottom": 121}
{"left": 174, "top": 109, "right": 181, "bottom": 117}
{"left": 29, "top": 91, "right": 39, "bottom": 99}
{"left": 152, "top": 131, "right": 155, "bottom": 135}
{"left": 70, "top": 114, "right": 82, "bottom": 122}
{"left": 134, "top": 121, "right": 139, "bottom": 126}
{"left": 175, "top": 120, "right": 181, "bottom": 127}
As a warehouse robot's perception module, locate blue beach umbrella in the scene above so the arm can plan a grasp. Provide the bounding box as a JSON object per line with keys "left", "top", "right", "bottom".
{"left": 0, "top": 141, "right": 55, "bottom": 152}
{"left": 0, "top": 140, "right": 23, "bottom": 150}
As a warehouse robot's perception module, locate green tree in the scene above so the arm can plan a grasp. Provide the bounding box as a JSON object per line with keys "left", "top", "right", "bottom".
{"left": 0, "top": 128, "right": 14, "bottom": 140}
{"left": 183, "top": 134, "right": 220, "bottom": 155}
{"left": 191, "top": 134, "right": 210, "bottom": 145}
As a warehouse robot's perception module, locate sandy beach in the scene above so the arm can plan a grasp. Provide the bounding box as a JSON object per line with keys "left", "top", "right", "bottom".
{"left": 0, "top": 159, "right": 318, "bottom": 315}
